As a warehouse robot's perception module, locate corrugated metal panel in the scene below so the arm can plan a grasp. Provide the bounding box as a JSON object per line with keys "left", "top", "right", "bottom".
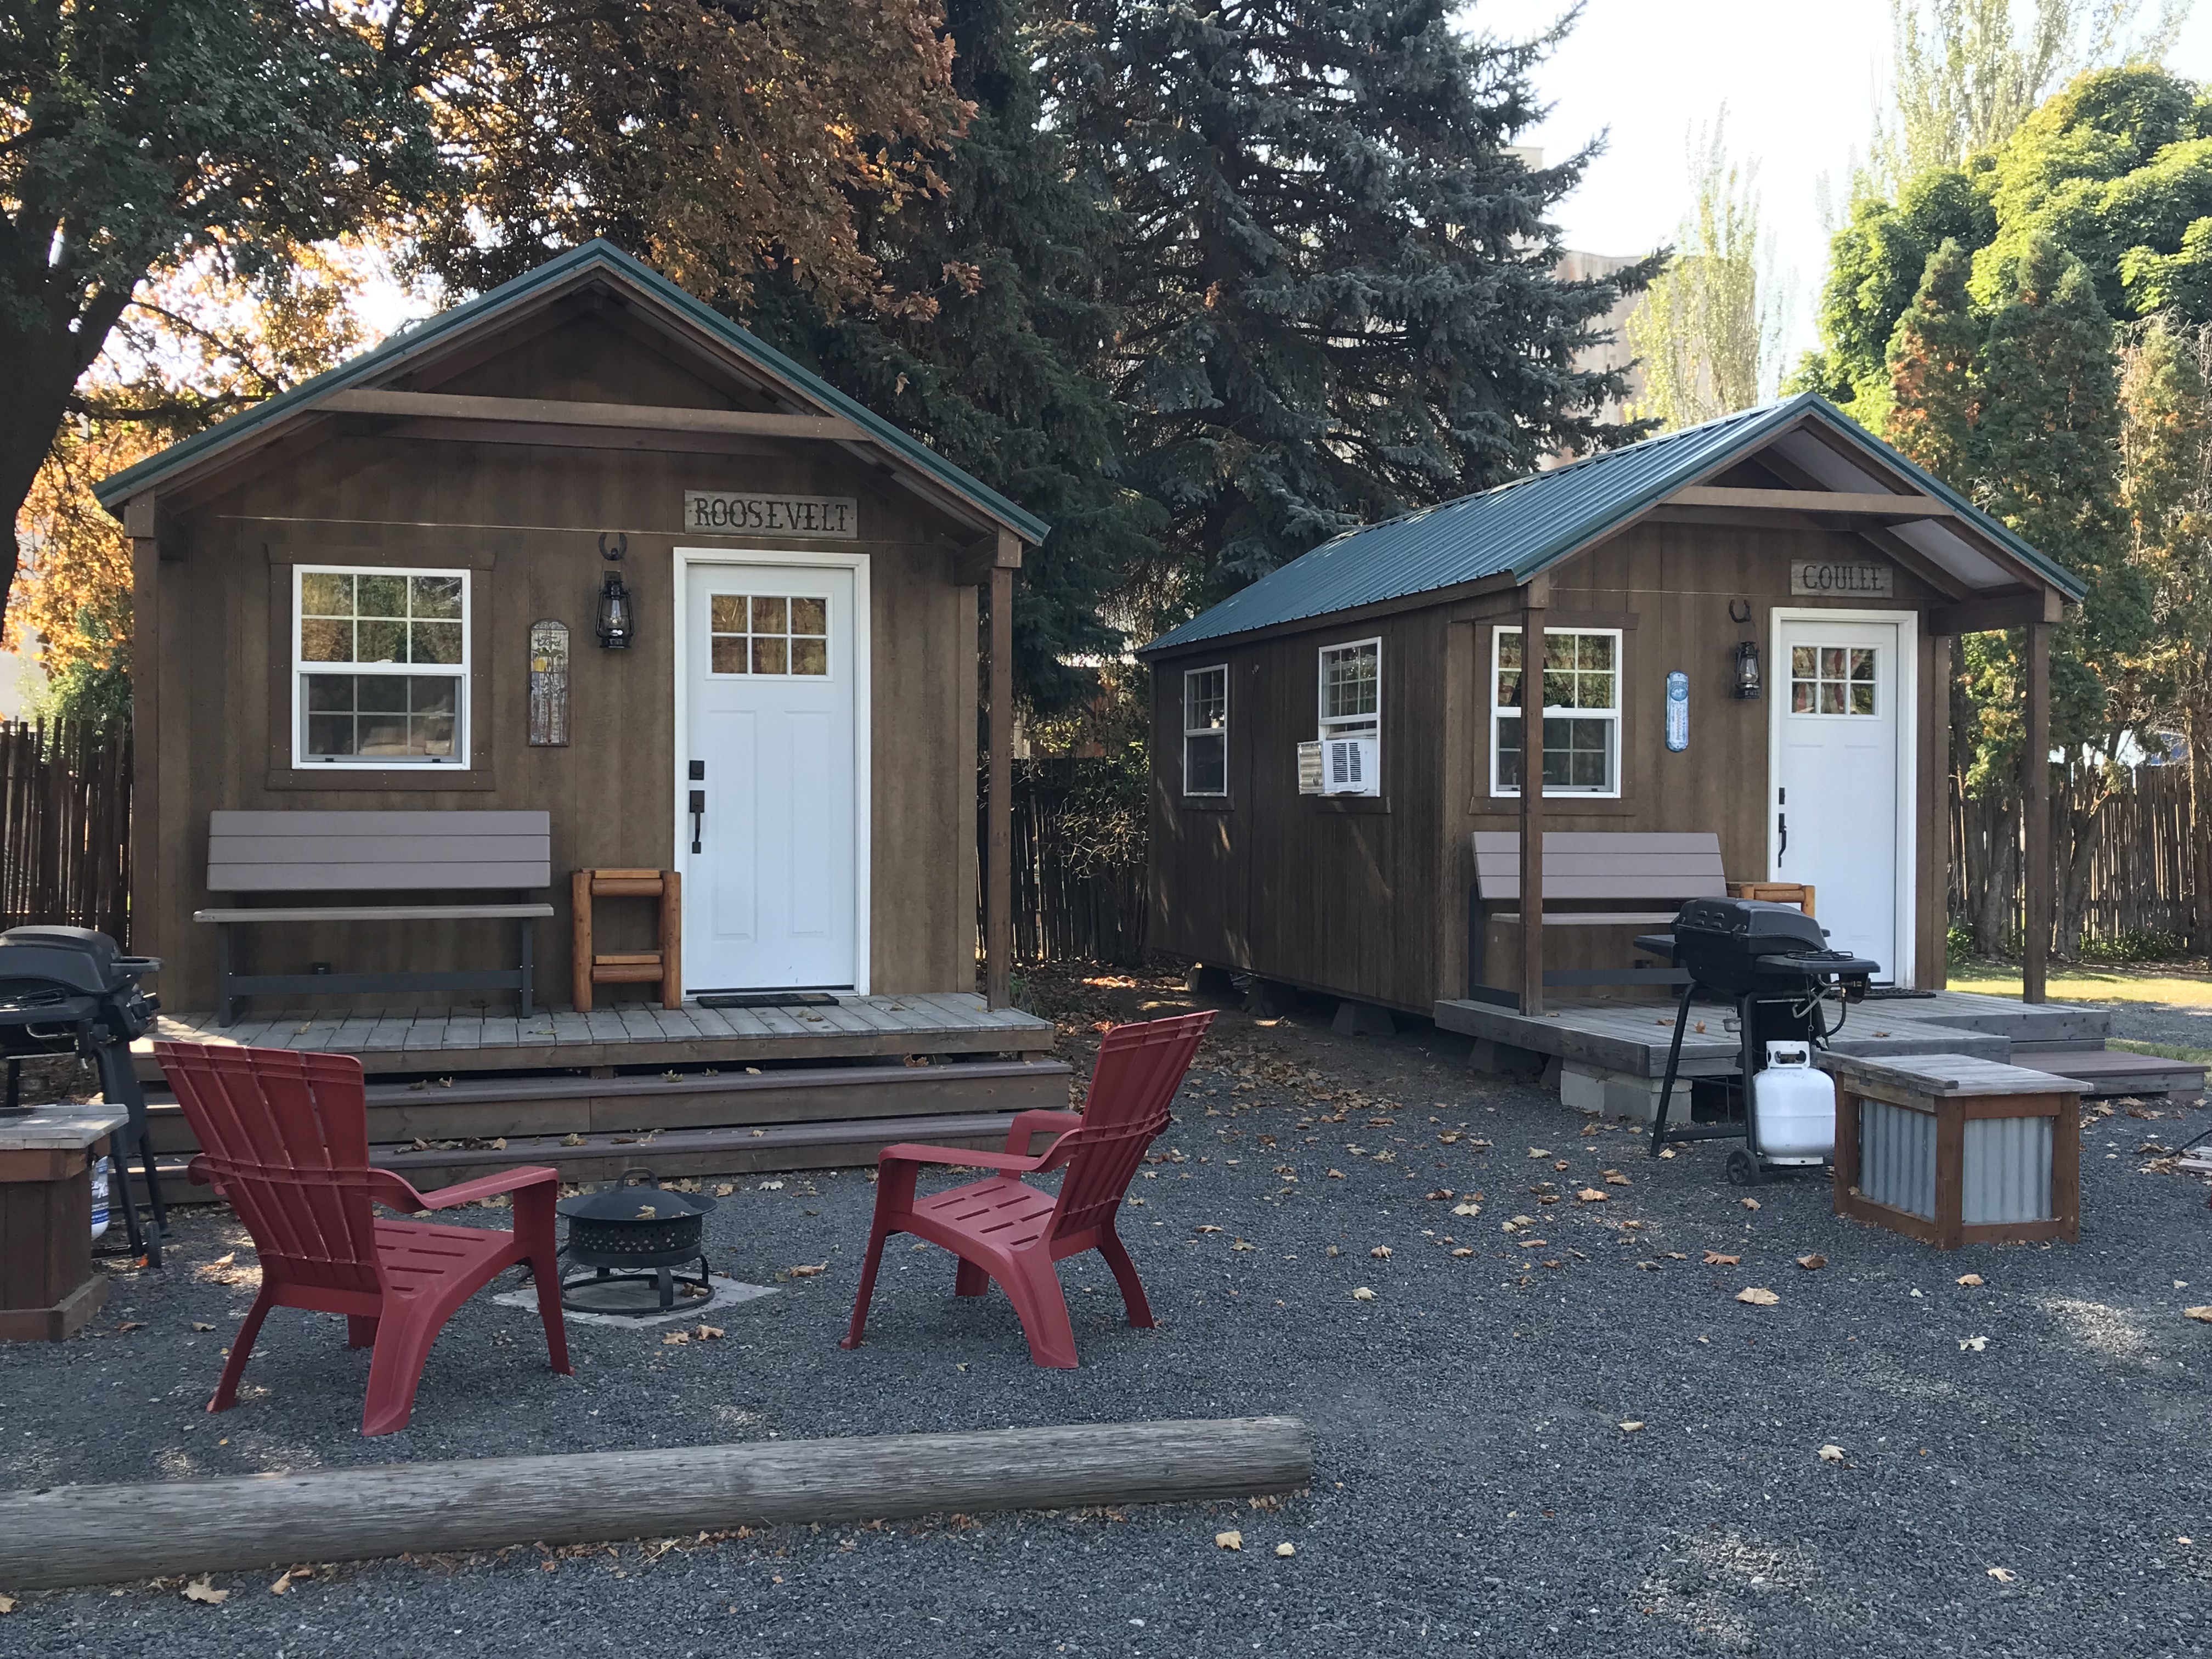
{"left": 1141, "top": 392, "right": 2087, "bottom": 657}
{"left": 1963, "top": 1116, "right": 2054, "bottom": 1224}
{"left": 1860, "top": 1099, "right": 1937, "bottom": 1220}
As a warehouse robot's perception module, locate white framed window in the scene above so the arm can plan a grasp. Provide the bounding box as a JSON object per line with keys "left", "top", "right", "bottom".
{"left": 294, "top": 566, "right": 470, "bottom": 768}
{"left": 1182, "top": 664, "right": 1228, "bottom": 796}
{"left": 1318, "top": 639, "right": 1380, "bottom": 739}
{"left": 1789, "top": 644, "right": 1878, "bottom": 716}
{"left": 1491, "top": 625, "right": 1620, "bottom": 796}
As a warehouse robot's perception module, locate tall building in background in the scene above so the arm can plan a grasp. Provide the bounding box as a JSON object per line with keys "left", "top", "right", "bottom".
{"left": 1510, "top": 148, "right": 1649, "bottom": 466}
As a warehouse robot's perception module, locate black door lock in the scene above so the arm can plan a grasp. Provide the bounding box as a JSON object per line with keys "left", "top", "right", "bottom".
{"left": 689, "top": 787, "right": 706, "bottom": 854}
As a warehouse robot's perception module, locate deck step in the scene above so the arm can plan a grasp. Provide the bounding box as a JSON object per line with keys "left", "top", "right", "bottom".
{"left": 140, "top": 1109, "right": 1057, "bottom": 1207}
{"left": 2030, "top": 1048, "right": 2206, "bottom": 1102}
{"left": 1906, "top": 990, "right": 2113, "bottom": 1046}
{"left": 134, "top": 1058, "right": 1074, "bottom": 1156}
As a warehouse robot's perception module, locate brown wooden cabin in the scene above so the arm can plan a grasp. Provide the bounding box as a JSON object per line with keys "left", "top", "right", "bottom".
{"left": 1138, "top": 395, "right": 2086, "bottom": 1025}
{"left": 94, "top": 241, "right": 1062, "bottom": 1187}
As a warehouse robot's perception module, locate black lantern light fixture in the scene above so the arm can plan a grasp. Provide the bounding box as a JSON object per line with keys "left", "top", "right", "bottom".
{"left": 596, "top": 533, "right": 634, "bottom": 650}
{"left": 1729, "top": 599, "right": 1761, "bottom": 699}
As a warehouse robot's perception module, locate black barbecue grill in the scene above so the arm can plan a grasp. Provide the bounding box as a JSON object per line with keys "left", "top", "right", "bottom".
{"left": 1635, "top": 899, "right": 1880, "bottom": 1181}
{"left": 0, "top": 926, "right": 167, "bottom": 1263}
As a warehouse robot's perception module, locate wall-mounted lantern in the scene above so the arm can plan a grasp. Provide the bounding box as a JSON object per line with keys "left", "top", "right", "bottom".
{"left": 1728, "top": 598, "right": 1760, "bottom": 699}
{"left": 596, "top": 533, "right": 634, "bottom": 650}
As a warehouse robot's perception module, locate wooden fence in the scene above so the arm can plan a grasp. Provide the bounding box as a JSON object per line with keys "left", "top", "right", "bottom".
{"left": 0, "top": 721, "right": 131, "bottom": 943}
{"left": 981, "top": 756, "right": 1148, "bottom": 968}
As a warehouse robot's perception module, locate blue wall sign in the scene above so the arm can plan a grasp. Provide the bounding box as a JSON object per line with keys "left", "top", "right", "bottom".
{"left": 1666, "top": 670, "right": 1690, "bottom": 752}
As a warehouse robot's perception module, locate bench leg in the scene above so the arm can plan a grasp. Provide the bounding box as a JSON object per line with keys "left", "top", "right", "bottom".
{"left": 216, "top": 921, "right": 236, "bottom": 1027}
{"left": 518, "top": 917, "right": 536, "bottom": 1019}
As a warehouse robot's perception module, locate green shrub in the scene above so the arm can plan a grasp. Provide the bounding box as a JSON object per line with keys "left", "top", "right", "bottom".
{"left": 2078, "top": 929, "right": 2186, "bottom": 964}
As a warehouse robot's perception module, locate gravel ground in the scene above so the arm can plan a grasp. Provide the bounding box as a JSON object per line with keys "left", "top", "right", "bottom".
{"left": 4, "top": 971, "right": 2211, "bottom": 1658}
{"left": 2084, "top": 996, "right": 2212, "bottom": 1058}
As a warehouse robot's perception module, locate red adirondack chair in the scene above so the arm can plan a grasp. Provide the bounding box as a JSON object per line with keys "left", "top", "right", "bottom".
{"left": 841, "top": 1010, "right": 1213, "bottom": 1368}
{"left": 155, "top": 1041, "right": 571, "bottom": 1436}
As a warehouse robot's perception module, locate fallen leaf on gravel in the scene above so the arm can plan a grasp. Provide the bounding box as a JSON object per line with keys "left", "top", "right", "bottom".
{"left": 1451, "top": 1201, "right": 1482, "bottom": 1217}
{"left": 1659, "top": 1148, "right": 1678, "bottom": 1159}
{"left": 1605, "top": 1172, "right": 1631, "bottom": 1186}
{"left": 1740, "top": 1198, "right": 1761, "bottom": 1210}
{"left": 1352, "top": 1287, "right": 1376, "bottom": 1301}
{"left": 1959, "top": 1336, "right": 1989, "bottom": 1351}
{"left": 561, "top": 1133, "right": 586, "bottom": 1147}
{"left": 1510, "top": 1214, "right": 1537, "bottom": 1227}
{"left": 1276, "top": 1542, "right": 1296, "bottom": 1557}
{"left": 1988, "top": 1567, "right": 2017, "bottom": 1583}
{"left": 1665, "top": 1251, "right": 1689, "bottom": 1260}
{"left": 1528, "top": 1148, "right": 1551, "bottom": 1158}
{"left": 1736, "top": 1287, "right": 1781, "bottom": 1306}
{"left": 1438, "top": 1131, "right": 1463, "bottom": 1144}
{"left": 1818, "top": 1445, "right": 1846, "bottom": 1463}
{"left": 1232, "top": 1240, "right": 1255, "bottom": 1252}
{"left": 1425, "top": 1189, "right": 1454, "bottom": 1200}
{"left": 1957, "top": 1274, "right": 1984, "bottom": 1286}
{"left": 2184, "top": 1307, "right": 2212, "bottom": 1323}
{"left": 1326, "top": 1169, "right": 1346, "bottom": 1180}
{"left": 269, "top": 1566, "right": 313, "bottom": 1595}
{"left": 210, "top": 1252, "right": 234, "bottom": 1268}
{"left": 0, "top": 1594, "right": 14, "bottom": 1613}
{"left": 1452, "top": 1248, "right": 1474, "bottom": 1257}
{"left": 117, "top": 1321, "right": 144, "bottom": 1331}
{"left": 714, "top": 1184, "right": 735, "bottom": 1197}
{"left": 1796, "top": 1255, "right": 1827, "bottom": 1271}
{"left": 1215, "top": 1531, "right": 1243, "bottom": 1551}
{"left": 786, "top": 1263, "right": 828, "bottom": 1278}
{"left": 182, "top": 1578, "right": 228, "bottom": 1605}
{"left": 1552, "top": 1160, "right": 1571, "bottom": 1172}
{"left": 191, "top": 1322, "right": 214, "bottom": 1331}
{"left": 662, "top": 1332, "right": 690, "bottom": 1346}
{"left": 1618, "top": 1420, "right": 1644, "bottom": 1432}
{"left": 759, "top": 1180, "right": 785, "bottom": 1191}
{"left": 1575, "top": 1188, "right": 1609, "bottom": 1203}
{"left": 1515, "top": 1239, "right": 1549, "bottom": 1248}
{"left": 696, "top": 1325, "right": 725, "bottom": 1340}
{"left": 1703, "top": 1252, "right": 1741, "bottom": 1266}
{"left": 1635, "top": 1260, "right": 1660, "bottom": 1271}
{"left": 1194, "top": 1224, "right": 1224, "bottom": 1233}
{"left": 1369, "top": 1246, "right": 1392, "bottom": 1259}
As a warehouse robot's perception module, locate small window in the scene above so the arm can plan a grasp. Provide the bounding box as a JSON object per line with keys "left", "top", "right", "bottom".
{"left": 709, "top": 592, "right": 830, "bottom": 676}
{"left": 1790, "top": 645, "right": 1878, "bottom": 716}
{"left": 1318, "top": 639, "right": 1380, "bottom": 739}
{"left": 1182, "top": 665, "right": 1228, "bottom": 796}
{"left": 295, "top": 567, "right": 470, "bottom": 767}
{"left": 1492, "top": 626, "right": 1620, "bottom": 796}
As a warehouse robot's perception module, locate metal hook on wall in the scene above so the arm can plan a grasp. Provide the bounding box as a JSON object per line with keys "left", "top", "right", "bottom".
{"left": 1728, "top": 597, "right": 1753, "bottom": 627}
{"left": 598, "top": 532, "right": 628, "bottom": 563}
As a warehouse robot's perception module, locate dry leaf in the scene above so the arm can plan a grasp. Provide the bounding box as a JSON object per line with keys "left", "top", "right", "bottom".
{"left": 561, "top": 1133, "right": 586, "bottom": 1147}
{"left": 1796, "top": 1255, "right": 1827, "bottom": 1271}
{"left": 1703, "top": 1251, "right": 1741, "bottom": 1266}
{"left": 1958, "top": 1335, "right": 1990, "bottom": 1351}
{"left": 1325, "top": 1245, "right": 1340, "bottom": 1257}
{"left": 191, "top": 1322, "right": 215, "bottom": 1332}
{"left": 1424, "top": 1188, "right": 1454, "bottom": 1200}
{"left": 1231, "top": 1239, "right": 1255, "bottom": 1252}
{"left": 1195, "top": 1224, "right": 1225, "bottom": 1234}
{"left": 1275, "top": 1542, "right": 1296, "bottom": 1558}
{"left": 1215, "top": 1531, "right": 1243, "bottom": 1551}
{"left": 1369, "top": 1245, "right": 1392, "bottom": 1259}
{"left": 1452, "top": 1248, "right": 1474, "bottom": 1257}
{"left": 1551, "top": 1160, "right": 1571, "bottom": 1172}
{"left": 1740, "top": 1198, "right": 1761, "bottom": 1210}
{"left": 269, "top": 1566, "right": 313, "bottom": 1595}
{"left": 182, "top": 1578, "right": 228, "bottom": 1605}
{"left": 1437, "top": 1131, "right": 1463, "bottom": 1144}
{"left": 1736, "top": 1286, "right": 1780, "bottom": 1306}
{"left": 210, "top": 1252, "right": 234, "bottom": 1268}
{"left": 1818, "top": 1444, "right": 1846, "bottom": 1463}
{"left": 0, "top": 1593, "right": 15, "bottom": 1613}
{"left": 1618, "top": 1420, "right": 1645, "bottom": 1433}
{"left": 714, "top": 1184, "right": 735, "bottom": 1197}
{"left": 1575, "top": 1188, "right": 1609, "bottom": 1203}
{"left": 1988, "top": 1567, "right": 2017, "bottom": 1584}
{"left": 1659, "top": 1147, "right": 1678, "bottom": 1159}
{"left": 2184, "top": 1307, "right": 2212, "bottom": 1324}
{"left": 1527, "top": 1148, "right": 1551, "bottom": 1159}
{"left": 696, "top": 1325, "right": 725, "bottom": 1340}
{"left": 1665, "top": 1251, "right": 1689, "bottom": 1260}
{"left": 1326, "top": 1169, "right": 1346, "bottom": 1180}
{"left": 1451, "top": 1201, "right": 1482, "bottom": 1217}
{"left": 117, "top": 1321, "right": 144, "bottom": 1332}
{"left": 636, "top": 1205, "right": 660, "bottom": 1220}
{"left": 1604, "top": 1172, "right": 1630, "bottom": 1186}
{"left": 787, "top": 1263, "right": 828, "bottom": 1278}
{"left": 662, "top": 1332, "right": 690, "bottom": 1346}
{"left": 1957, "top": 1274, "right": 1984, "bottom": 1287}
{"left": 1351, "top": 1286, "right": 1376, "bottom": 1301}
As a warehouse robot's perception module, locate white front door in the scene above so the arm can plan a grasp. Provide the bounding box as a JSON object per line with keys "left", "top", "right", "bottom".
{"left": 1773, "top": 616, "right": 1910, "bottom": 983}
{"left": 682, "top": 561, "right": 859, "bottom": 991}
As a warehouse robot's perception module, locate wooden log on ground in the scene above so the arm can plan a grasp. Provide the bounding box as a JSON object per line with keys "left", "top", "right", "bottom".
{"left": 0, "top": 1415, "right": 1311, "bottom": 1588}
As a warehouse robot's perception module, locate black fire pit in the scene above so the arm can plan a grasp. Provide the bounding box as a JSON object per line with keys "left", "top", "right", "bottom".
{"left": 555, "top": 1167, "right": 718, "bottom": 1316}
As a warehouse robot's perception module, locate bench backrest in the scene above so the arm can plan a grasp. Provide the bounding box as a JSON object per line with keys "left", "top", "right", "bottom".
{"left": 1470, "top": 831, "right": 1726, "bottom": 904}
{"left": 207, "top": 810, "right": 552, "bottom": 893}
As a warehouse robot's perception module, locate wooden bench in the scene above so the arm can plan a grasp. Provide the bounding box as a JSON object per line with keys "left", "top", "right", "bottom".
{"left": 194, "top": 811, "right": 555, "bottom": 1025}
{"left": 1465, "top": 831, "right": 1728, "bottom": 1007}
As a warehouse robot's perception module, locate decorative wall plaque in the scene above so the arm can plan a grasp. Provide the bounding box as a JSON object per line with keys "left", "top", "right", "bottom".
{"left": 1790, "top": 560, "right": 1893, "bottom": 598}
{"left": 528, "top": 619, "right": 570, "bottom": 746}
{"left": 684, "top": 492, "right": 857, "bottom": 538}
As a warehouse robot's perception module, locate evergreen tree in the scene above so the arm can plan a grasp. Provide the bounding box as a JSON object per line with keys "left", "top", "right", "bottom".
{"left": 743, "top": 0, "right": 1158, "bottom": 714}
{"left": 1052, "top": 0, "right": 1655, "bottom": 606}
{"left": 1885, "top": 238, "right": 1982, "bottom": 489}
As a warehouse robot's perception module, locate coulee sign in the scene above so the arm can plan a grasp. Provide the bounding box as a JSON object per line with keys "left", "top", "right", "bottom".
{"left": 684, "top": 492, "right": 857, "bottom": 538}
{"left": 1790, "top": 559, "right": 1893, "bottom": 598}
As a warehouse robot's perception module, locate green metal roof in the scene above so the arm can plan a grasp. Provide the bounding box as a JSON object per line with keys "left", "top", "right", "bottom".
{"left": 1140, "top": 393, "right": 2084, "bottom": 656}
{"left": 95, "top": 239, "right": 1051, "bottom": 545}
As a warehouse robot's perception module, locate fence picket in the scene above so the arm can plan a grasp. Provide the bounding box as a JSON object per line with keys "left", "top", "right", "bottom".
{"left": 0, "top": 720, "right": 131, "bottom": 943}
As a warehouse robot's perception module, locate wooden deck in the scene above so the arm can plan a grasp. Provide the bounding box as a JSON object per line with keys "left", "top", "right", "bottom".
{"left": 134, "top": 992, "right": 1056, "bottom": 1081}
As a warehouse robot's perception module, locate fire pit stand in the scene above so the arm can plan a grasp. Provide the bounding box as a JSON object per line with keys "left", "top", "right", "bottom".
{"left": 555, "top": 1168, "right": 718, "bottom": 1317}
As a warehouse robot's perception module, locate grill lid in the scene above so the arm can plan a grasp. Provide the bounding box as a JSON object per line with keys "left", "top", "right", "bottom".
{"left": 557, "top": 1167, "right": 717, "bottom": 1224}
{"left": 0, "top": 926, "right": 160, "bottom": 994}
{"left": 1671, "top": 898, "right": 1829, "bottom": 953}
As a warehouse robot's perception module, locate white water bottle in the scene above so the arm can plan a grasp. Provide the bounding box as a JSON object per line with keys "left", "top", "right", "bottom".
{"left": 89, "top": 1154, "right": 111, "bottom": 1241}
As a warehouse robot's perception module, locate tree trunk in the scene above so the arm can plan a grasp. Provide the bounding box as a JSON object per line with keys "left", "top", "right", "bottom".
{"left": 1967, "top": 788, "right": 2021, "bottom": 957}
{"left": 2191, "top": 691, "right": 2212, "bottom": 955}
{"left": 2053, "top": 764, "right": 2110, "bottom": 964}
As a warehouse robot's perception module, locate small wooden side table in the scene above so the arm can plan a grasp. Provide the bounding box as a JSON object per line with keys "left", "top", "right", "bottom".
{"left": 571, "top": 868, "right": 682, "bottom": 1012}
{"left": 1728, "top": 881, "right": 1815, "bottom": 916}
{"left": 1821, "top": 1051, "right": 2081, "bottom": 1249}
{"left": 1, "top": 1102, "right": 129, "bottom": 1341}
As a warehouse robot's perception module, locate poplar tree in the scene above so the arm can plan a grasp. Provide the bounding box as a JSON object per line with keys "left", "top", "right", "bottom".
{"left": 1884, "top": 238, "right": 1981, "bottom": 488}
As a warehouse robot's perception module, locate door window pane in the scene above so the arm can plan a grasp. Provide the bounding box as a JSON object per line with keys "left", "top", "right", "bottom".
{"left": 709, "top": 592, "right": 831, "bottom": 677}
{"left": 1790, "top": 643, "right": 1880, "bottom": 717}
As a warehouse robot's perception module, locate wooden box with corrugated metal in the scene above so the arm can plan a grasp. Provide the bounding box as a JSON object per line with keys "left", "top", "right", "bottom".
{"left": 1820, "top": 1051, "right": 2081, "bottom": 1249}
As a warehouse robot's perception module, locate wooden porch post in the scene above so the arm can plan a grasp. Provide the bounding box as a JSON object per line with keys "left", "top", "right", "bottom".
{"left": 1518, "top": 582, "right": 1548, "bottom": 1015}
{"left": 2022, "top": 619, "right": 2051, "bottom": 1004}
{"left": 986, "top": 546, "right": 1016, "bottom": 1009}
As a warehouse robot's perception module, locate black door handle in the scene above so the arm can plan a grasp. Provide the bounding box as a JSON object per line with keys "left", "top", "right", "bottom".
{"left": 1778, "top": 812, "right": 1787, "bottom": 862}
{"left": 689, "top": 788, "right": 706, "bottom": 854}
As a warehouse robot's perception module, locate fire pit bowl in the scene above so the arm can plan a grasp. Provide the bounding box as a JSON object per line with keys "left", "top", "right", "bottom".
{"left": 555, "top": 1167, "right": 719, "bottom": 1316}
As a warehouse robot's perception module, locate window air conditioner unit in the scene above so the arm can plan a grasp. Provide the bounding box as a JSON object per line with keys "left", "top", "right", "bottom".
{"left": 1320, "top": 736, "right": 1379, "bottom": 796}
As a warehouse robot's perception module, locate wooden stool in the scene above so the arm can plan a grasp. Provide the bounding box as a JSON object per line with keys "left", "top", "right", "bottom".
{"left": 1728, "top": 881, "right": 1815, "bottom": 916}
{"left": 571, "top": 869, "right": 681, "bottom": 1011}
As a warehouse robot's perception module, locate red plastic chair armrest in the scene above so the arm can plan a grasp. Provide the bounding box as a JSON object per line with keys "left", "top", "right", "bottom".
{"left": 185, "top": 1154, "right": 215, "bottom": 1187}
{"left": 877, "top": 1143, "right": 1047, "bottom": 1174}
{"left": 1002, "top": 1110, "right": 1083, "bottom": 1156}
{"left": 411, "top": 1166, "right": 562, "bottom": 1211}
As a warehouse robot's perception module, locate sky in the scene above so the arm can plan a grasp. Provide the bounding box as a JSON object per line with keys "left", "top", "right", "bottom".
{"left": 1474, "top": 0, "right": 2212, "bottom": 370}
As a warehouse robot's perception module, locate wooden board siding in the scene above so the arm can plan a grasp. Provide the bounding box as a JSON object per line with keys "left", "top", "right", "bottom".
{"left": 137, "top": 311, "right": 980, "bottom": 1011}
{"left": 1149, "top": 517, "right": 1951, "bottom": 1009}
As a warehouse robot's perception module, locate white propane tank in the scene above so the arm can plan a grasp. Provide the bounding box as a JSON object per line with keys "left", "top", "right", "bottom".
{"left": 1750, "top": 1041, "right": 1835, "bottom": 1165}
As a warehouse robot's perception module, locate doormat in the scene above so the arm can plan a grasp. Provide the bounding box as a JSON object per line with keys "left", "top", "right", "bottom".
{"left": 1861, "top": 987, "right": 1938, "bottom": 1000}
{"left": 695, "top": 991, "right": 842, "bottom": 1009}
{"left": 493, "top": 1274, "right": 776, "bottom": 1328}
